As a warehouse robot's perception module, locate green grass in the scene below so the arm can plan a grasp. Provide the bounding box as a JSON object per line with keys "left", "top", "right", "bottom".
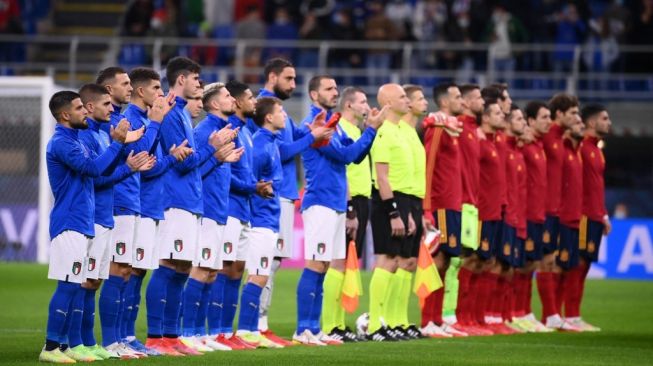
{"left": 2, "top": 263, "right": 653, "bottom": 365}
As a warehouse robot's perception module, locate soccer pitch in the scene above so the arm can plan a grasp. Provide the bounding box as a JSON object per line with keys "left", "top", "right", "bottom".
{"left": 2, "top": 263, "right": 652, "bottom": 366}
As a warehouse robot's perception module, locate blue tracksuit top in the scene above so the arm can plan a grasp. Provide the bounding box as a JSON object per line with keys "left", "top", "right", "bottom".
{"left": 133, "top": 106, "right": 178, "bottom": 221}
{"left": 111, "top": 103, "right": 161, "bottom": 215}
{"left": 78, "top": 118, "right": 134, "bottom": 228}
{"left": 159, "top": 96, "right": 216, "bottom": 215}
{"left": 46, "top": 124, "right": 124, "bottom": 239}
{"left": 257, "top": 88, "right": 315, "bottom": 201}
{"left": 251, "top": 128, "right": 283, "bottom": 232}
{"left": 195, "top": 113, "right": 230, "bottom": 225}
{"left": 300, "top": 105, "right": 377, "bottom": 213}
{"left": 227, "top": 114, "right": 256, "bottom": 223}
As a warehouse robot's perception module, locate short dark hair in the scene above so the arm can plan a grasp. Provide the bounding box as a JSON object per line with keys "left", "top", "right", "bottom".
{"left": 433, "top": 82, "right": 457, "bottom": 107}
{"left": 129, "top": 67, "right": 160, "bottom": 88}
{"left": 225, "top": 80, "right": 250, "bottom": 99}
{"left": 308, "top": 75, "right": 333, "bottom": 94}
{"left": 403, "top": 84, "right": 423, "bottom": 99}
{"left": 506, "top": 104, "right": 521, "bottom": 122}
{"left": 263, "top": 58, "right": 293, "bottom": 80}
{"left": 548, "top": 93, "right": 579, "bottom": 119}
{"left": 581, "top": 103, "right": 607, "bottom": 123}
{"left": 202, "top": 82, "right": 225, "bottom": 111}
{"left": 49, "top": 91, "right": 80, "bottom": 120}
{"left": 96, "top": 66, "right": 127, "bottom": 85}
{"left": 166, "top": 56, "right": 201, "bottom": 88}
{"left": 339, "top": 86, "right": 365, "bottom": 110}
{"left": 483, "top": 99, "right": 499, "bottom": 115}
{"left": 489, "top": 83, "right": 508, "bottom": 99}
{"left": 525, "top": 101, "right": 548, "bottom": 120}
{"left": 459, "top": 84, "right": 480, "bottom": 97}
{"left": 254, "top": 97, "right": 281, "bottom": 127}
{"left": 481, "top": 86, "right": 502, "bottom": 105}
{"left": 78, "top": 83, "right": 109, "bottom": 104}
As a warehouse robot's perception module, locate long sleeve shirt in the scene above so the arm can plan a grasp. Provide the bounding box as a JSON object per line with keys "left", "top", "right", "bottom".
{"left": 478, "top": 133, "right": 503, "bottom": 221}
{"left": 251, "top": 128, "right": 283, "bottom": 231}
{"left": 46, "top": 124, "right": 123, "bottom": 239}
{"left": 195, "top": 113, "right": 230, "bottom": 225}
{"left": 581, "top": 136, "right": 607, "bottom": 222}
{"left": 542, "top": 123, "right": 565, "bottom": 216}
{"left": 559, "top": 138, "right": 583, "bottom": 228}
{"left": 423, "top": 125, "right": 462, "bottom": 212}
{"left": 227, "top": 114, "right": 257, "bottom": 223}
{"left": 458, "top": 114, "right": 480, "bottom": 206}
{"left": 522, "top": 139, "right": 547, "bottom": 223}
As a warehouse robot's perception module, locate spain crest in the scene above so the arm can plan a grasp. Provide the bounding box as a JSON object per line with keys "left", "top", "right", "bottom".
{"left": 116, "top": 242, "right": 126, "bottom": 256}
{"left": 543, "top": 230, "right": 551, "bottom": 244}
{"left": 481, "top": 239, "right": 490, "bottom": 251}
{"left": 588, "top": 241, "right": 596, "bottom": 253}
{"left": 261, "top": 257, "right": 269, "bottom": 269}
{"left": 72, "top": 261, "right": 82, "bottom": 275}
{"left": 136, "top": 247, "right": 144, "bottom": 261}
{"left": 276, "top": 239, "right": 284, "bottom": 251}
{"left": 525, "top": 239, "right": 534, "bottom": 252}
{"left": 224, "top": 242, "right": 233, "bottom": 254}
{"left": 317, "top": 243, "right": 326, "bottom": 255}
{"left": 174, "top": 239, "right": 183, "bottom": 252}
{"left": 503, "top": 243, "right": 511, "bottom": 256}
{"left": 559, "top": 249, "right": 569, "bottom": 262}
{"left": 202, "top": 248, "right": 211, "bottom": 260}
{"left": 448, "top": 234, "right": 457, "bottom": 248}
{"left": 87, "top": 257, "right": 96, "bottom": 272}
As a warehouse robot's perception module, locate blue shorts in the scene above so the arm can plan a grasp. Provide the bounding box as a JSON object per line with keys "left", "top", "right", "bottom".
{"left": 579, "top": 216, "right": 604, "bottom": 262}
{"left": 477, "top": 220, "right": 501, "bottom": 260}
{"left": 543, "top": 215, "right": 560, "bottom": 254}
{"left": 512, "top": 237, "right": 526, "bottom": 268}
{"left": 557, "top": 224, "right": 580, "bottom": 270}
{"left": 434, "top": 209, "right": 461, "bottom": 257}
{"left": 525, "top": 221, "right": 544, "bottom": 261}
{"left": 498, "top": 223, "right": 516, "bottom": 266}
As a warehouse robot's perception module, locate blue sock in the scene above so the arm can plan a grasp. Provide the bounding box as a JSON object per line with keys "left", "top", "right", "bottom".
{"left": 221, "top": 277, "right": 241, "bottom": 334}
{"left": 125, "top": 273, "right": 144, "bottom": 338}
{"left": 182, "top": 278, "right": 205, "bottom": 337}
{"left": 310, "top": 272, "right": 326, "bottom": 334}
{"left": 208, "top": 274, "right": 226, "bottom": 335}
{"left": 99, "top": 275, "right": 123, "bottom": 346}
{"left": 296, "top": 269, "right": 320, "bottom": 334}
{"left": 195, "top": 282, "right": 211, "bottom": 336}
{"left": 67, "top": 287, "right": 85, "bottom": 347}
{"left": 115, "top": 278, "right": 128, "bottom": 341}
{"left": 237, "top": 282, "right": 263, "bottom": 332}
{"left": 162, "top": 271, "right": 188, "bottom": 337}
{"left": 81, "top": 288, "right": 97, "bottom": 346}
{"left": 46, "top": 281, "right": 79, "bottom": 346}
{"left": 120, "top": 275, "right": 136, "bottom": 339}
{"left": 145, "top": 266, "right": 174, "bottom": 337}
{"left": 58, "top": 296, "right": 75, "bottom": 347}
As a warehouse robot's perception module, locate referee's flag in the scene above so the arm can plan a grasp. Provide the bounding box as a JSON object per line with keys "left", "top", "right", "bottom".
{"left": 413, "top": 241, "right": 443, "bottom": 309}
{"left": 341, "top": 241, "right": 363, "bottom": 313}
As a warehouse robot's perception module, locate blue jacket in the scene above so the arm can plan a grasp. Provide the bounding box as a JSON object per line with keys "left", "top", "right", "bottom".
{"left": 301, "top": 105, "right": 376, "bottom": 213}
{"left": 251, "top": 128, "right": 283, "bottom": 232}
{"left": 195, "top": 113, "right": 230, "bottom": 225}
{"left": 257, "top": 88, "right": 315, "bottom": 201}
{"left": 227, "top": 114, "right": 256, "bottom": 223}
{"left": 46, "top": 124, "right": 124, "bottom": 239}
{"left": 159, "top": 96, "right": 216, "bottom": 215}
{"left": 111, "top": 103, "right": 161, "bottom": 215}
{"left": 78, "top": 119, "right": 134, "bottom": 228}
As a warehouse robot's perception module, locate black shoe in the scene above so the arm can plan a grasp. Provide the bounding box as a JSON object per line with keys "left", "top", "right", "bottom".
{"left": 389, "top": 326, "right": 410, "bottom": 341}
{"left": 366, "top": 328, "right": 396, "bottom": 342}
{"left": 327, "top": 328, "right": 346, "bottom": 342}
{"left": 342, "top": 327, "right": 360, "bottom": 342}
{"left": 404, "top": 325, "right": 425, "bottom": 339}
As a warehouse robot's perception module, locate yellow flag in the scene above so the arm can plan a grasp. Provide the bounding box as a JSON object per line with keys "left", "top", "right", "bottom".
{"left": 413, "top": 241, "right": 443, "bottom": 309}
{"left": 341, "top": 241, "right": 363, "bottom": 313}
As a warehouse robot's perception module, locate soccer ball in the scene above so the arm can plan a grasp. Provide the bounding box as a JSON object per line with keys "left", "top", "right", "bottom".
{"left": 355, "top": 312, "right": 369, "bottom": 337}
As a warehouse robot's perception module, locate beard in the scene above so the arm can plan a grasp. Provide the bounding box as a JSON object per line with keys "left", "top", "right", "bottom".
{"left": 243, "top": 109, "right": 255, "bottom": 118}
{"left": 71, "top": 118, "right": 89, "bottom": 130}
{"left": 273, "top": 85, "right": 292, "bottom": 100}
{"left": 222, "top": 109, "right": 236, "bottom": 116}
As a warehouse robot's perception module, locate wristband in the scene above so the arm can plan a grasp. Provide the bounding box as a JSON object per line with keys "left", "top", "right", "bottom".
{"left": 383, "top": 198, "right": 399, "bottom": 219}
{"left": 347, "top": 201, "right": 357, "bottom": 219}
{"left": 389, "top": 210, "right": 400, "bottom": 219}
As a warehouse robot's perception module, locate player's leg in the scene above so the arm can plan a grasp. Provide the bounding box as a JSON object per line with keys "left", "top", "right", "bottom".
{"left": 555, "top": 224, "right": 582, "bottom": 331}
{"left": 573, "top": 219, "right": 602, "bottom": 331}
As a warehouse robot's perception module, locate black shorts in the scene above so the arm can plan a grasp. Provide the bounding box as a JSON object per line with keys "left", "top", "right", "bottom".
{"left": 433, "top": 208, "right": 461, "bottom": 257}
{"left": 579, "top": 216, "right": 603, "bottom": 262}
{"left": 346, "top": 195, "right": 370, "bottom": 259}
{"left": 371, "top": 191, "right": 420, "bottom": 258}
{"left": 477, "top": 220, "right": 502, "bottom": 260}
{"left": 543, "top": 215, "right": 560, "bottom": 254}
{"left": 525, "top": 221, "right": 544, "bottom": 261}
{"left": 497, "top": 222, "right": 516, "bottom": 266}
{"left": 557, "top": 224, "right": 580, "bottom": 270}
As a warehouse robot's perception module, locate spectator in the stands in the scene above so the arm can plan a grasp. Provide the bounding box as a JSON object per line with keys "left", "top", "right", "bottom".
{"left": 364, "top": 0, "right": 398, "bottom": 85}
{"left": 484, "top": 4, "right": 528, "bottom": 85}
{"left": 553, "top": 3, "right": 587, "bottom": 87}
{"left": 0, "top": 0, "right": 24, "bottom": 64}
{"left": 236, "top": 4, "right": 266, "bottom": 82}
{"left": 266, "top": 7, "right": 298, "bottom": 60}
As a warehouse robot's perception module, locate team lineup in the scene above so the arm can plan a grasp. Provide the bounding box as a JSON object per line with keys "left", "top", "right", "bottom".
{"left": 39, "top": 55, "right": 611, "bottom": 363}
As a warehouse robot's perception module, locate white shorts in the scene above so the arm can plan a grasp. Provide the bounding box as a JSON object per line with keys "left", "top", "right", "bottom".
{"left": 195, "top": 217, "right": 225, "bottom": 270}
{"left": 159, "top": 208, "right": 200, "bottom": 262}
{"left": 245, "top": 227, "right": 277, "bottom": 276}
{"left": 302, "top": 205, "right": 346, "bottom": 261}
{"left": 111, "top": 215, "right": 137, "bottom": 264}
{"left": 221, "top": 216, "right": 250, "bottom": 262}
{"left": 275, "top": 198, "right": 295, "bottom": 258}
{"left": 132, "top": 217, "right": 160, "bottom": 270}
{"left": 85, "top": 224, "right": 112, "bottom": 280}
{"left": 48, "top": 231, "right": 91, "bottom": 284}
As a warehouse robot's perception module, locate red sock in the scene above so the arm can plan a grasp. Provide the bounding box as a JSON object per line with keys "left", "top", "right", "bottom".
{"left": 536, "top": 272, "right": 557, "bottom": 321}
{"left": 468, "top": 272, "right": 481, "bottom": 325}
{"left": 525, "top": 271, "right": 533, "bottom": 315}
{"left": 556, "top": 272, "right": 567, "bottom": 317}
{"left": 476, "top": 272, "right": 498, "bottom": 324}
{"left": 578, "top": 261, "right": 590, "bottom": 316}
{"left": 422, "top": 291, "right": 436, "bottom": 327}
{"left": 501, "top": 277, "right": 514, "bottom": 322}
{"left": 564, "top": 266, "right": 583, "bottom": 318}
{"left": 513, "top": 273, "right": 527, "bottom": 318}
{"left": 456, "top": 267, "right": 473, "bottom": 325}
{"left": 491, "top": 276, "right": 506, "bottom": 320}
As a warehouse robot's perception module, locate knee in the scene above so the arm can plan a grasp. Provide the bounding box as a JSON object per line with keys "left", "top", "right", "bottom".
{"left": 175, "top": 261, "right": 192, "bottom": 274}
